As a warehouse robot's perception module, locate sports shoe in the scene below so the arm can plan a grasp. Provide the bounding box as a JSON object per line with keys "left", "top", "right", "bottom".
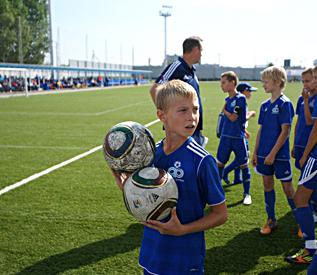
{"left": 201, "top": 136, "right": 209, "bottom": 148}
{"left": 285, "top": 248, "right": 313, "bottom": 264}
{"left": 260, "top": 219, "right": 278, "bottom": 235}
{"left": 243, "top": 194, "right": 252, "bottom": 205}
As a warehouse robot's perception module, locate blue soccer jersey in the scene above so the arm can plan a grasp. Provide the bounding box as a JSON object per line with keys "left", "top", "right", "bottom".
{"left": 294, "top": 95, "right": 316, "bottom": 148}
{"left": 257, "top": 94, "right": 294, "bottom": 161}
{"left": 139, "top": 137, "right": 225, "bottom": 275}
{"left": 156, "top": 57, "right": 203, "bottom": 131}
{"left": 308, "top": 97, "right": 317, "bottom": 159}
{"left": 221, "top": 92, "right": 247, "bottom": 139}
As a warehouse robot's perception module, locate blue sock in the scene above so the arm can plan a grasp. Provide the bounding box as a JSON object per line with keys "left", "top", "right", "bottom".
{"left": 234, "top": 167, "right": 242, "bottom": 182}
{"left": 296, "top": 207, "right": 316, "bottom": 255}
{"left": 223, "top": 159, "right": 239, "bottom": 181}
{"left": 241, "top": 167, "right": 251, "bottom": 195}
{"left": 264, "top": 190, "right": 276, "bottom": 221}
{"left": 308, "top": 253, "right": 317, "bottom": 275}
{"left": 218, "top": 166, "right": 224, "bottom": 179}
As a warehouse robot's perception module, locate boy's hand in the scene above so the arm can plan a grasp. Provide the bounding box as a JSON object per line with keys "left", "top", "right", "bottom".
{"left": 264, "top": 153, "right": 275, "bottom": 165}
{"left": 299, "top": 155, "right": 307, "bottom": 168}
{"left": 111, "top": 169, "right": 131, "bottom": 191}
{"left": 248, "top": 110, "right": 256, "bottom": 118}
{"left": 143, "top": 208, "right": 184, "bottom": 236}
{"left": 252, "top": 153, "right": 258, "bottom": 167}
{"left": 302, "top": 88, "right": 310, "bottom": 100}
{"left": 291, "top": 147, "right": 295, "bottom": 158}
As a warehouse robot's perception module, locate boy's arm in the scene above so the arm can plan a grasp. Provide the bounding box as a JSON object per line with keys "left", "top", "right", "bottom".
{"left": 300, "top": 120, "right": 317, "bottom": 167}
{"left": 111, "top": 170, "right": 131, "bottom": 191}
{"left": 252, "top": 126, "right": 262, "bottom": 166}
{"left": 149, "top": 83, "right": 160, "bottom": 104}
{"left": 264, "top": 124, "right": 291, "bottom": 165}
{"left": 302, "top": 89, "right": 314, "bottom": 125}
{"left": 291, "top": 118, "right": 299, "bottom": 158}
{"left": 144, "top": 202, "right": 227, "bottom": 236}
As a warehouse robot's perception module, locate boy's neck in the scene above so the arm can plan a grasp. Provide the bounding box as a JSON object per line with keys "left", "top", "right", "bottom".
{"left": 163, "top": 135, "right": 188, "bottom": 155}
{"left": 228, "top": 89, "right": 237, "bottom": 98}
{"left": 270, "top": 89, "right": 283, "bottom": 101}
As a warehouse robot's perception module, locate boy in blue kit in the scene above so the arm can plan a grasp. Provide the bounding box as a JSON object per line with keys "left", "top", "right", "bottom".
{"left": 252, "top": 66, "right": 296, "bottom": 235}
{"left": 217, "top": 72, "right": 252, "bottom": 205}
{"left": 285, "top": 66, "right": 317, "bottom": 268}
{"left": 222, "top": 82, "right": 257, "bottom": 185}
{"left": 113, "top": 79, "right": 227, "bottom": 275}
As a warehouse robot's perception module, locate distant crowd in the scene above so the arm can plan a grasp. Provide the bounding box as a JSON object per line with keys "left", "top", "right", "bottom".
{"left": 0, "top": 74, "right": 148, "bottom": 93}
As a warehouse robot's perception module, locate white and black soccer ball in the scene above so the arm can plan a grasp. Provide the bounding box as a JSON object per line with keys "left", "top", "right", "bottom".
{"left": 123, "top": 167, "right": 178, "bottom": 222}
{"left": 103, "top": 121, "right": 155, "bottom": 172}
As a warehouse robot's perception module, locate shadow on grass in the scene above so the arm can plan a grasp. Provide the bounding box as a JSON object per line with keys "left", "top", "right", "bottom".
{"left": 17, "top": 223, "right": 143, "bottom": 275}
{"left": 205, "top": 212, "right": 307, "bottom": 274}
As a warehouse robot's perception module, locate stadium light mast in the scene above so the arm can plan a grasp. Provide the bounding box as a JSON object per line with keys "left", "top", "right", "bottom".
{"left": 47, "top": 0, "right": 54, "bottom": 78}
{"left": 159, "top": 5, "right": 172, "bottom": 66}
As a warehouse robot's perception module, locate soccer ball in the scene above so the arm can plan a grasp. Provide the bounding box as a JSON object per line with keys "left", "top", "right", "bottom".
{"left": 103, "top": 121, "right": 155, "bottom": 172}
{"left": 123, "top": 167, "right": 178, "bottom": 222}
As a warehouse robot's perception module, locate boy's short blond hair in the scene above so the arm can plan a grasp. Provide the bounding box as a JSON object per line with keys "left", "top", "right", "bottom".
{"left": 301, "top": 67, "right": 313, "bottom": 77}
{"left": 261, "top": 66, "right": 287, "bottom": 89}
{"left": 155, "top": 80, "right": 197, "bottom": 110}
{"left": 221, "top": 71, "right": 239, "bottom": 87}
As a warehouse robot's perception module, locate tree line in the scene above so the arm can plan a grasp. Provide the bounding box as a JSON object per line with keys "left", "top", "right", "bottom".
{"left": 0, "top": 0, "right": 49, "bottom": 64}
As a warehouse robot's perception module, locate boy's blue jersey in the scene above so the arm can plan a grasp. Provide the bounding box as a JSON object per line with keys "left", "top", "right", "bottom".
{"left": 156, "top": 57, "right": 203, "bottom": 131}
{"left": 139, "top": 137, "right": 225, "bottom": 275}
{"left": 257, "top": 94, "right": 294, "bottom": 160}
{"left": 221, "top": 92, "right": 247, "bottom": 139}
{"left": 294, "top": 95, "right": 316, "bottom": 148}
{"left": 309, "top": 97, "right": 317, "bottom": 158}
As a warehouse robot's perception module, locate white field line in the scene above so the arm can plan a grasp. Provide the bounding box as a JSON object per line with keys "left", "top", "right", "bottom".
{"left": 0, "top": 84, "right": 151, "bottom": 99}
{"left": 0, "top": 119, "right": 160, "bottom": 197}
{"left": 0, "top": 101, "right": 149, "bottom": 116}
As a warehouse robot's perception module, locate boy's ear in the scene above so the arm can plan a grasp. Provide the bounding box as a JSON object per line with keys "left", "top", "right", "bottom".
{"left": 157, "top": 109, "right": 165, "bottom": 121}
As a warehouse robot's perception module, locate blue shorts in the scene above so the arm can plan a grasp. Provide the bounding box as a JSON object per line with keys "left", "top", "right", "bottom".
{"left": 255, "top": 157, "right": 292, "bottom": 182}
{"left": 294, "top": 146, "right": 305, "bottom": 170}
{"left": 217, "top": 136, "right": 248, "bottom": 166}
{"left": 298, "top": 157, "right": 317, "bottom": 190}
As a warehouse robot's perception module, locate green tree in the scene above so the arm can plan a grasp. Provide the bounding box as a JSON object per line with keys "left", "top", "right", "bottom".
{"left": 0, "top": 0, "right": 49, "bottom": 64}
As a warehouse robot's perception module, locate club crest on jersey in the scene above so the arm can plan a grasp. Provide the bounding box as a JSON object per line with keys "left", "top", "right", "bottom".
{"left": 272, "top": 105, "right": 279, "bottom": 114}
{"left": 168, "top": 161, "right": 184, "bottom": 180}
{"left": 309, "top": 99, "right": 315, "bottom": 108}
{"left": 230, "top": 100, "right": 236, "bottom": 108}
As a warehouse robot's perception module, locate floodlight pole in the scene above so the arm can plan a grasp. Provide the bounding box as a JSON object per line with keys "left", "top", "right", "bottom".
{"left": 159, "top": 6, "right": 172, "bottom": 67}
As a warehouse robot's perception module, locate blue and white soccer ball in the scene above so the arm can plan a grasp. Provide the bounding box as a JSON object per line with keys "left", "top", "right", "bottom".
{"left": 103, "top": 121, "right": 155, "bottom": 172}
{"left": 123, "top": 167, "right": 178, "bottom": 222}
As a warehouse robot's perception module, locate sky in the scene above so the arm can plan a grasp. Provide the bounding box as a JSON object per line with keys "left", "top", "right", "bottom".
{"left": 51, "top": 0, "right": 317, "bottom": 68}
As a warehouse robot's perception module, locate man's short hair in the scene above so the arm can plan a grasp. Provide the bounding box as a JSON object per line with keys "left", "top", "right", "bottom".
{"left": 221, "top": 71, "right": 239, "bottom": 87}
{"left": 155, "top": 80, "right": 197, "bottom": 110}
{"left": 261, "top": 66, "right": 287, "bottom": 89}
{"left": 183, "top": 36, "right": 203, "bottom": 54}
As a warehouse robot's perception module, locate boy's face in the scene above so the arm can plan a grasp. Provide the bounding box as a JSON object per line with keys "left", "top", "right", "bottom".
{"left": 158, "top": 95, "right": 199, "bottom": 139}
{"left": 220, "top": 77, "right": 234, "bottom": 93}
{"left": 312, "top": 71, "right": 317, "bottom": 91}
{"left": 242, "top": 90, "right": 252, "bottom": 99}
{"left": 262, "top": 77, "right": 279, "bottom": 93}
{"left": 301, "top": 73, "right": 313, "bottom": 91}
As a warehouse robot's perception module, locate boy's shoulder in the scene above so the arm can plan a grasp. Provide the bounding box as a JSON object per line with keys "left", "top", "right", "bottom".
{"left": 279, "top": 94, "right": 292, "bottom": 103}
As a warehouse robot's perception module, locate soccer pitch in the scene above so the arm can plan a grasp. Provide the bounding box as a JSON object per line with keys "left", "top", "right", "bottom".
{"left": 0, "top": 82, "right": 308, "bottom": 274}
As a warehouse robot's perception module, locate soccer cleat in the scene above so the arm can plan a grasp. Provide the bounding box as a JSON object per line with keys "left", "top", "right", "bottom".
{"left": 243, "top": 194, "right": 252, "bottom": 205}
{"left": 285, "top": 248, "right": 313, "bottom": 264}
{"left": 260, "top": 219, "right": 278, "bottom": 235}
